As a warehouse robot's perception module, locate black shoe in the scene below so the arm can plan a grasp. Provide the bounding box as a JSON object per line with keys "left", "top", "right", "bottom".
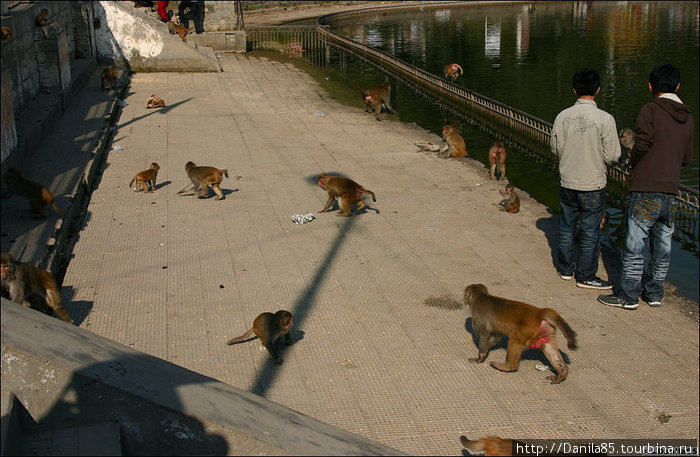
{"left": 597, "top": 294, "right": 639, "bottom": 310}
{"left": 641, "top": 294, "right": 662, "bottom": 307}
{"left": 576, "top": 277, "right": 612, "bottom": 290}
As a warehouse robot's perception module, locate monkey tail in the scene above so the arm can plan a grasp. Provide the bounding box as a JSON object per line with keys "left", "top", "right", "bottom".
{"left": 364, "top": 189, "right": 376, "bottom": 202}
{"left": 129, "top": 177, "right": 136, "bottom": 188}
{"left": 456, "top": 64, "right": 464, "bottom": 75}
{"left": 544, "top": 309, "right": 578, "bottom": 351}
{"left": 227, "top": 327, "right": 255, "bottom": 345}
{"left": 221, "top": 169, "right": 229, "bottom": 179}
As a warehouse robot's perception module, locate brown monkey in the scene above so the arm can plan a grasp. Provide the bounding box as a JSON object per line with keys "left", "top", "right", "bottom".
{"left": 444, "top": 63, "right": 464, "bottom": 82}
{"left": 167, "top": 21, "right": 192, "bottom": 42}
{"left": 464, "top": 284, "right": 577, "bottom": 384}
{"left": 361, "top": 83, "right": 395, "bottom": 116}
{"left": 129, "top": 162, "right": 160, "bottom": 193}
{"left": 1, "top": 26, "right": 11, "bottom": 41}
{"left": 176, "top": 161, "right": 228, "bottom": 200}
{"left": 36, "top": 8, "right": 48, "bottom": 27}
{"left": 3, "top": 168, "right": 63, "bottom": 216}
{"left": 318, "top": 173, "right": 376, "bottom": 217}
{"left": 101, "top": 65, "right": 118, "bottom": 91}
{"left": 460, "top": 436, "right": 518, "bottom": 456}
{"left": 498, "top": 183, "right": 520, "bottom": 213}
{"left": 619, "top": 128, "right": 635, "bottom": 150}
{"left": 146, "top": 94, "right": 166, "bottom": 109}
{"left": 441, "top": 125, "right": 467, "bottom": 158}
{"left": 1, "top": 253, "right": 73, "bottom": 324}
{"left": 488, "top": 141, "right": 507, "bottom": 180}
{"left": 227, "top": 310, "right": 294, "bottom": 363}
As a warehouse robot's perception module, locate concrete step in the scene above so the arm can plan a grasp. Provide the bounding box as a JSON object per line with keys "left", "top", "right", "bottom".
{"left": 20, "top": 422, "right": 122, "bottom": 456}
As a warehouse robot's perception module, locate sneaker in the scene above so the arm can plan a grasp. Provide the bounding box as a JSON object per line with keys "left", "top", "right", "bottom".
{"left": 576, "top": 277, "right": 613, "bottom": 290}
{"left": 641, "top": 295, "right": 662, "bottom": 307}
{"left": 597, "top": 294, "right": 639, "bottom": 310}
{"left": 559, "top": 273, "right": 574, "bottom": 280}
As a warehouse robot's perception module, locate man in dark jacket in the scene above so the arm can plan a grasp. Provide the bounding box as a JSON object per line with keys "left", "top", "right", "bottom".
{"left": 599, "top": 64, "right": 694, "bottom": 310}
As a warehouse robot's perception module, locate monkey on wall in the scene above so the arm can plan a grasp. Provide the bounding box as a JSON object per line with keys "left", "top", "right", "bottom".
{"left": 1, "top": 26, "right": 11, "bottom": 41}
{"left": 444, "top": 63, "right": 464, "bottom": 82}
{"left": 497, "top": 183, "right": 520, "bottom": 213}
{"left": 464, "top": 284, "right": 577, "bottom": 384}
{"left": 441, "top": 125, "right": 467, "bottom": 158}
{"left": 227, "top": 310, "right": 294, "bottom": 364}
{"left": 101, "top": 65, "right": 118, "bottom": 92}
{"left": 176, "top": 161, "right": 228, "bottom": 200}
{"left": 146, "top": 94, "right": 166, "bottom": 109}
{"left": 488, "top": 141, "right": 507, "bottom": 180}
{"left": 36, "top": 8, "right": 48, "bottom": 27}
{"left": 167, "top": 21, "right": 193, "bottom": 42}
{"left": 317, "top": 173, "right": 376, "bottom": 217}
{"left": 129, "top": 162, "right": 160, "bottom": 193}
{"left": 361, "top": 83, "right": 395, "bottom": 117}
{"left": 1, "top": 252, "right": 73, "bottom": 324}
{"left": 3, "top": 168, "right": 63, "bottom": 217}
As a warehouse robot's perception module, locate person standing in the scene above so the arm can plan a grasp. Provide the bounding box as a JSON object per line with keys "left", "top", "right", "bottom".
{"left": 156, "top": 1, "right": 170, "bottom": 23}
{"left": 550, "top": 68, "right": 621, "bottom": 290}
{"left": 598, "top": 64, "right": 694, "bottom": 310}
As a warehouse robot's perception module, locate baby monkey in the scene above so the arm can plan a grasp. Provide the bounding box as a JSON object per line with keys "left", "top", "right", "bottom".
{"left": 227, "top": 310, "right": 294, "bottom": 364}
{"left": 498, "top": 183, "right": 520, "bottom": 213}
{"left": 129, "top": 162, "right": 160, "bottom": 193}
{"left": 318, "top": 173, "right": 376, "bottom": 217}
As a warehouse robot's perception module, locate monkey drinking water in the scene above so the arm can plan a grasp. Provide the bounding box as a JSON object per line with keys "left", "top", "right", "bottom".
{"left": 176, "top": 161, "right": 228, "bottom": 200}
{"left": 317, "top": 173, "right": 376, "bottom": 217}
{"left": 227, "top": 310, "right": 294, "bottom": 363}
{"left": 464, "top": 284, "right": 577, "bottom": 384}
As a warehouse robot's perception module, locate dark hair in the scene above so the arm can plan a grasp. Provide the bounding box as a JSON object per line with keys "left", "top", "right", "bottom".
{"left": 649, "top": 64, "right": 680, "bottom": 94}
{"left": 572, "top": 68, "right": 600, "bottom": 96}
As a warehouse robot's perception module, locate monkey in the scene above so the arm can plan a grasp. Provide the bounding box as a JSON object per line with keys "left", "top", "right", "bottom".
{"left": 3, "top": 168, "right": 63, "bottom": 217}
{"left": 227, "top": 310, "right": 293, "bottom": 363}
{"left": 167, "top": 21, "right": 193, "bottom": 42}
{"left": 317, "top": 173, "right": 376, "bottom": 217}
{"left": 1, "top": 253, "right": 73, "bottom": 324}
{"left": 101, "top": 65, "right": 118, "bottom": 92}
{"left": 619, "top": 128, "right": 635, "bottom": 151}
{"left": 361, "top": 83, "right": 395, "bottom": 116}
{"left": 1, "top": 26, "right": 11, "bottom": 41}
{"left": 444, "top": 63, "right": 464, "bottom": 82}
{"left": 464, "top": 284, "right": 577, "bottom": 384}
{"left": 176, "top": 161, "right": 228, "bottom": 200}
{"left": 497, "top": 183, "right": 520, "bottom": 213}
{"left": 460, "top": 436, "right": 519, "bottom": 456}
{"left": 441, "top": 125, "right": 467, "bottom": 158}
{"left": 129, "top": 162, "right": 160, "bottom": 193}
{"left": 488, "top": 141, "right": 507, "bottom": 180}
{"left": 146, "top": 94, "right": 166, "bottom": 109}
{"left": 36, "top": 8, "right": 48, "bottom": 27}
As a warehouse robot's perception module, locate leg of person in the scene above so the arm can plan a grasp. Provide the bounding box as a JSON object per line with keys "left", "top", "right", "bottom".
{"left": 556, "top": 187, "right": 579, "bottom": 280}
{"left": 193, "top": 1, "right": 205, "bottom": 33}
{"left": 641, "top": 194, "right": 676, "bottom": 306}
{"left": 178, "top": 1, "right": 190, "bottom": 28}
{"left": 575, "top": 189, "right": 610, "bottom": 289}
{"left": 157, "top": 0, "right": 169, "bottom": 22}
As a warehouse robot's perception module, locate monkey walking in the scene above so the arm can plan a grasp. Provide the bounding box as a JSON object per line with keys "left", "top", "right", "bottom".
{"left": 1, "top": 253, "right": 73, "bottom": 324}
{"left": 176, "top": 161, "right": 228, "bottom": 200}
{"left": 101, "top": 65, "right": 118, "bottom": 92}
{"left": 464, "top": 284, "right": 577, "bottom": 384}
{"left": 488, "top": 141, "right": 507, "bottom": 180}
{"left": 497, "top": 183, "right": 520, "bottom": 213}
{"left": 227, "top": 310, "right": 294, "bottom": 363}
{"left": 3, "top": 168, "right": 63, "bottom": 217}
{"left": 441, "top": 125, "right": 467, "bottom": 158}
{"left": 129, "top": 162, "right": 160, "bottom": 193}
{"left": 167, "top": 21, "right": 193, "bottom": 42}
{"left": 444, "top": 63, "right": 464, "bottom": 82}
{"left": 317, "top": 173, "right": 376, "bottom": 217}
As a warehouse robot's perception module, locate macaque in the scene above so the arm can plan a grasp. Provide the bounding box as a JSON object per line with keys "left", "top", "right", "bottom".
{"left": 1, "top": 253, "right": 73, "bottom": 324}
{"left": 460, "top": 436, "right": 518, "bottom": 456}
{"left": 444, "top": 63, "right": 464, "bottom": 82}
{"left": 498, "top": 183, "right": 520, "bottom": 213}
{"left": 361, "top": 83, "right": 395, "bottom": 116}
{"left": 1, "top": 26, "right": 11, "bottom": 41}
{"left": 101, "top": 65, "right": 118, "bottom": 92}
{"left": 36, "top": 8, "right": 48, "bottom": 27}
{"left": 464, "top": 284, "right": 577, "bottom": 384}
{"left": 317, "top": 173, "right": 376, "bottom": 217}
{"left": 441, "top": 125, "right": 467, "bottom": 158}
{"left": 146, "top": 94, "right": 166, "bottom": 109}
{"left": 619, "top": 128, "right": 635, "bottom": 151}
{"left": 488, "top": 141, "right": 507, "bottom": 180}
{"left": 227, "top": 310, "right": 294, "bottom": 363}
{"left": 176, "top": 161, "right": 228, "bottom": 200}
{"left": 129, "top": 162, "right": 160, "bottom": 193}
{"left": 3, "top": 168, "right": 63, "bottom": 216}
{"left": 167, "top": 21, "right": 192, "bottom": 42}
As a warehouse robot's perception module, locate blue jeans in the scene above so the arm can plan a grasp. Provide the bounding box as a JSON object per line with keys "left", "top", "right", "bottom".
{"left": 619, "top": 192, "right": 676, "bottom": 303}
{"left": 557, "top": 187, "right": 605, "bottom": 282}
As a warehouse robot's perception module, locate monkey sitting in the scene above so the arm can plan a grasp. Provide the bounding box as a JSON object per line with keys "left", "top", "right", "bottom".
{"left": 497, "top": 183, "right": 520, "bottom": 213}
{"left": 460, "top": 436, "right": 519, "bottom": 456}
{"left": 441, "top": 125, "right": 467, "bottom": 158}
{"left": 176, "top": 161, "right": 228, "bottom": 200}
{"left": 227, "top": 310, "right": 294, "bottom": 364}
{"left": 101, "top": 65, "right": 118, "bottom": 92}
{"left": 361, "top": 83, "right": 395, "bottom": 117}
{"left": 3, "top": 168, "right": 63, "bottom": 217}
{"left": 167, "top": 21, "right": 193, "bottom": 42}
{"left": 1, "top": 252, "right": 73, "bottom": 324}
{"left": 318, "top": 173, "right": 376, "bottom": 217}
{"left": 464, "top": 284, "right": 577, "bottom": 384}
{"left": 129, "top": 162, "right": 160, "bottom": 193}
{"left": 444, "top": 63, "right": 464, "bottom": 82}
{"left": 488, "top": 140, "right": 507, "bottom": 180}
{"left": 146, "top": 94, "right": 166, "bottom": 109}
{"left": 36, "top": 8, "right": 48, "bottom": 27}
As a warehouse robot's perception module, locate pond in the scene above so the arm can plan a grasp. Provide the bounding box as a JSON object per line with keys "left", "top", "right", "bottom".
{"left": 279, "top": 1, "right": 699, "bottom": 302}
